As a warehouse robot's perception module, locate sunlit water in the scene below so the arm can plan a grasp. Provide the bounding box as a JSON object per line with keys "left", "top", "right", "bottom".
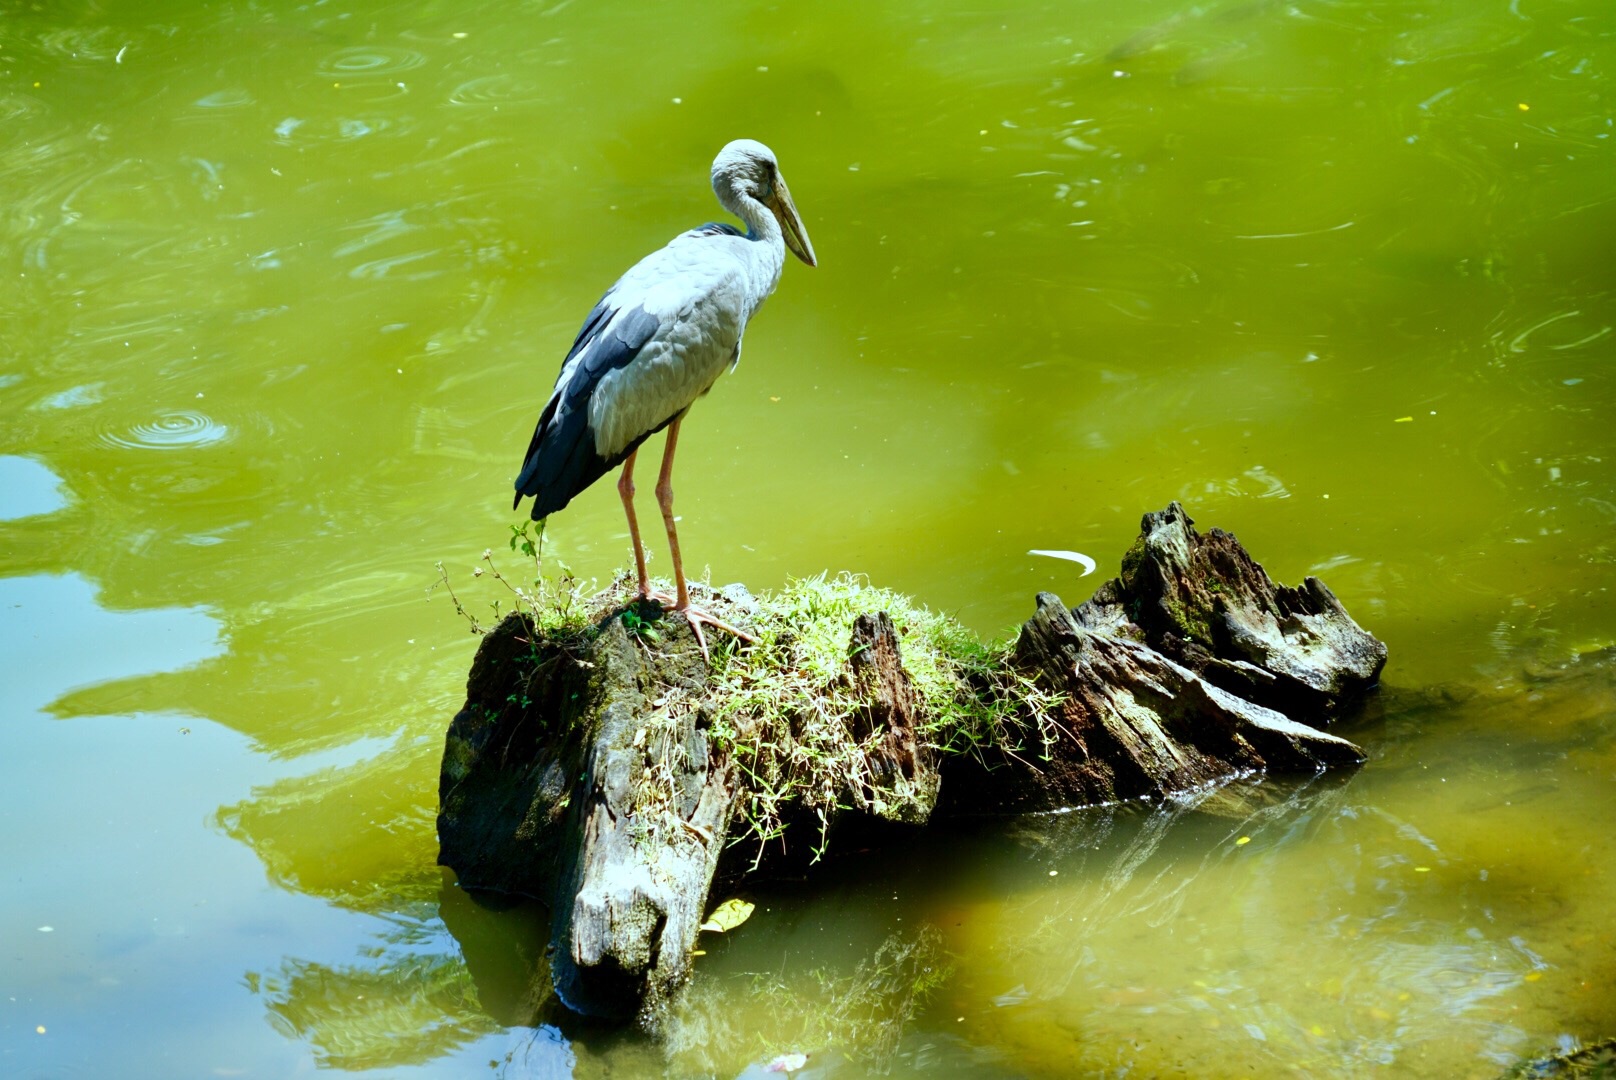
{"left": 1, "top": 0, "right": 1612, "bottom": 1076}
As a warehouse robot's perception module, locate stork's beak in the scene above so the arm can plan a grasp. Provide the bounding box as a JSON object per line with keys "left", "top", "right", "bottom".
{"left": 767, "top": 175, "right": 817, "bottom": 267}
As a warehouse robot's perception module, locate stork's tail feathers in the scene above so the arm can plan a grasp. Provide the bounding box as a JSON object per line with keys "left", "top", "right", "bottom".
{"left": 514, "top": 396, "right": 638, "bottom": 521}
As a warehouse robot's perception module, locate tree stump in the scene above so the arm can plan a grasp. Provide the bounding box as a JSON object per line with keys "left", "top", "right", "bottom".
{"left": 437, "top": 503, "right": 1385, "bottom": 1025}
{"left": 941, "top": 503, "right": 1382, "bottom": 814}
{"left": 437, "top": 597, "right": 929, "bottom": 1023}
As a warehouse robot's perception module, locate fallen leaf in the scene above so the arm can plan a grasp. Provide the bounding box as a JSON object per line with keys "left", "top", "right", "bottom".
{"left": 699, "top": 897, "right": 754, "bottom": 934}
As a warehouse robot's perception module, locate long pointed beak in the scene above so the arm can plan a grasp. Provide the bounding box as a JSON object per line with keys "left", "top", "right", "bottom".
{"left": 768, "top": 175, "right": 817, "bottom": 267}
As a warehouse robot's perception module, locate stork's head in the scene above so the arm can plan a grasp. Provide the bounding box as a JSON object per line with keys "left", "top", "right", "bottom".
{"left": 711, "top": 139, "right": 817, "bottom": 267}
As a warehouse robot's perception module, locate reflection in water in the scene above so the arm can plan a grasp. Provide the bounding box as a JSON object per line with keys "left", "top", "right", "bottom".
{"left": 252, "top": 949, "right": 501, "bottom": 1070}
{"left": 0, "top": 455, "right": 67, "bottom": 520}
{"left": 667, "top": 927, "right": 952, "bottom": 1077}
{"left": 0, "top": 572, "right": 222, "bottom": 716}
{"left": 972, "top": 781, "right": 1546, "bottom": 1074}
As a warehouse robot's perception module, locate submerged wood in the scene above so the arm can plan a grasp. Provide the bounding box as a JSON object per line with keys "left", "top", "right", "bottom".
{"left": 437, "top": 502, "right": 1384, "bottom": 1024}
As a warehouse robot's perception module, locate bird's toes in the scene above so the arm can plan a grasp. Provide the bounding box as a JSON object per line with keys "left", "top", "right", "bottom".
{"left": 635, "top": 586, "right": 679, "bottom": 609}
{"left": 686, "top": 615, "right": 712, "bottom": 664}
{"left": 681, "top": 605, "right": 758, "bottom": 646}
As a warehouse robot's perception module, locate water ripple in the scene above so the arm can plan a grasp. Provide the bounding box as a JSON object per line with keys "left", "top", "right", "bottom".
{"left": 447, "top": 74, "right": 550, "bottom": 107}
{"left": 1391, "top": 19, "right": 1526, "bottom": 66}
{"left": 317, "top": 46, "right": 427, "bottom": 78}
{"left": 100, "top": 411, "right": 231, "bottom": 451}
{"left": 193, "top": 89, "right": 256, "bottom": 109}
{"left": 274, "top": 114, "right": 408, "bottom": 144}
{"left": 37, "top": 27, "right": 126, "bottom": 63}
{"left": 0, "top": 93, "right": 48, "bottom": 125}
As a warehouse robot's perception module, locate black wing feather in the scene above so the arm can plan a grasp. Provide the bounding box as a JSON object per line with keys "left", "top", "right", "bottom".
{"left": 513, "top": 301, "right": 663, "bottom": 518}
{"left": 688, "top": 222, "right": 744, "bottom": 239}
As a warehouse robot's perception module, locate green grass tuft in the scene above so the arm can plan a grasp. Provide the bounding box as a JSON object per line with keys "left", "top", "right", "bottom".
{"left": 703, "top": 573, "right": 1057, "bottom": 866}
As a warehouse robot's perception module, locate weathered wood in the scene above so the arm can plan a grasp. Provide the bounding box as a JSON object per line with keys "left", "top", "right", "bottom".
{"left": 438, "top": 605, "right": 734, "bottom": 1021}
{"left": 437, "top": 504, "right": 1384, "bottom": 1026}
{"left": 841, "top": 612, "right": 939, "bottom": 824}
{"left": 940, "top": 590, "right": 1367, "bottom": 814}
{"left": 438, "top": 596, "right": 930, "bottom": 1024}
{"left": 1083, "top": 503, "right": 1387, "bottom": 718}
{"left": 941, "top": 502, "right": 1378, "bottom": 814}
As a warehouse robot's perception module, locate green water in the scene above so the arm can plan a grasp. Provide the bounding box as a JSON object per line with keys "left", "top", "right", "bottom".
{"left": 2, "top": 0, "right": 1613, "bottom": 1075}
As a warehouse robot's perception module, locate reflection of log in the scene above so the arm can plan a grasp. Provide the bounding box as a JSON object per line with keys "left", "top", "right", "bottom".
{"left": 437, "top": 502, "right": 1384, "bottom": 1025}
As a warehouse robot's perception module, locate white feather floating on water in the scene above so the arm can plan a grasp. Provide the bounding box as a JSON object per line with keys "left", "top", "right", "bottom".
{"left": 1029, "top": 549, "right": 1097, "bottom": 577}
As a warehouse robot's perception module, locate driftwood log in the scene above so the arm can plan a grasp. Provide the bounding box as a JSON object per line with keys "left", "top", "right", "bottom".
{"left": 437, "top": 503, "right": 1386, "bottom": 1024}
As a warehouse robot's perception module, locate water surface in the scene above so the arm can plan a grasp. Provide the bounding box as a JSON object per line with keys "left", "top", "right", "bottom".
{"left": 1, "top": 0, "right": 1613, "bottom": 1076}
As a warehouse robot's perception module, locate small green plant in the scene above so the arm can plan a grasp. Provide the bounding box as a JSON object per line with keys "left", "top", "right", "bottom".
{"left": 430, "top": 518, "right": 593, "bottom": 642}
{"left": 620, "top": 605, "right": 662, "bottom": 644}
{"left": 509, "top": 519, "right": 543, "bottom": 561}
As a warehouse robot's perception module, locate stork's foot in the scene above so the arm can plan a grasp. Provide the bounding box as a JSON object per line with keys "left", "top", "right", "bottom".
{"left": 677, "top": 603, "right": 757, "bottom": 662}
{"left": 636, "top": 586, "right": 679, "bottom": 609}
{"left": 630, "top": 587, "right": 756, "bottom": 661}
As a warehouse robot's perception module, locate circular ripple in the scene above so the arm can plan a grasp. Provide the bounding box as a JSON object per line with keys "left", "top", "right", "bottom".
{"left": 318, "top": 46, "right": 427, "bottom": 78}
{"left": 447, "top": 73, "right": 549, "bottom": 107}
{"left": 101, "top": 411, "right": 231, "bottom": 451}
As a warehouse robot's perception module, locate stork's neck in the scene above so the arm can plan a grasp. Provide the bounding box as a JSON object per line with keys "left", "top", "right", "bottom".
{"left": 722, "top": 189, "right": 787, "bottom": 313}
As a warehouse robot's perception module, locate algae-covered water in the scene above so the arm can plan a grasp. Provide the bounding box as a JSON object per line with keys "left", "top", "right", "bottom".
{"left": 2, "top": 0, "right": 1613, "bottom": 1076}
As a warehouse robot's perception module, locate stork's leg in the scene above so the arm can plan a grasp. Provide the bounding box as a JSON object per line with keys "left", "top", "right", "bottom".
{"left": 654, "top": 415, "right": 757, "bottom": 659}
{"left": 616, "top": 451, "right": 657, "bottom": 601}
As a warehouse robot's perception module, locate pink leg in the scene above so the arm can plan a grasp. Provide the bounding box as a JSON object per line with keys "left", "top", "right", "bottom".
{"left": 654, "top": 415, "right": 756, "bottom": 659}
{"left": 617, "top": 451, "right": 655, "bottom": 600}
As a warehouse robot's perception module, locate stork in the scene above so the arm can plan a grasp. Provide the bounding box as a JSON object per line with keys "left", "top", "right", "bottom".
{"left": 513, "top": 139, "right": 817, "bottom": 656}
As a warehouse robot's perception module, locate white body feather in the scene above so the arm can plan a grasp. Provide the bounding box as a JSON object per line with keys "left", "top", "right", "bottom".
{"left": 579, "top": 228, "right": 783, "bottom": 458}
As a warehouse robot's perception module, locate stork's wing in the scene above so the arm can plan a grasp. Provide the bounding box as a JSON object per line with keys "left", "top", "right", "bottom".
{"left": 514, "top": 296, "right": 661, "bottom": 517}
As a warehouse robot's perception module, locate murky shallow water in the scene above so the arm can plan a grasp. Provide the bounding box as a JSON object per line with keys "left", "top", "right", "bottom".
{"left": 1, "top": 0, "right": 1612, "bottom": 1076}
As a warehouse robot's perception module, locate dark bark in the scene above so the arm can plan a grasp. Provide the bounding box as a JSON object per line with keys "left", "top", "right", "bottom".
{"left": 841, "top": 612, "right": 940, "bottom": 823}
{"left": 1082, "top": 502, "right": 1386, "bottom": 718}
{"left": 437, "top": 598, "right": 927, "bottom": 1025}
{"left": 437, "top": 504, "right": 1384, "bottom": 1025}
{"left": 438, "top": 607, "right": 731, "bottom": 1022}
{"left": 940, "top": 502, "right": 1380, "bottom": 814}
